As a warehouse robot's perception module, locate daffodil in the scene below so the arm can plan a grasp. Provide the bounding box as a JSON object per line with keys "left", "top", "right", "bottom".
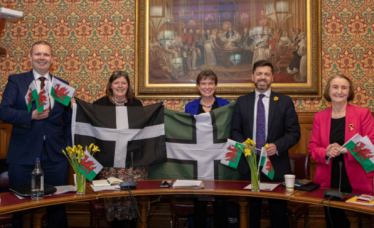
{"left": 244, "top": 148, "right": 251, "bottom": 157}
{"left": 92, "top": 145, "right": 100, "bottom": 152}
{"left": 264, "top": 143, "right": 269, "bottom": 149}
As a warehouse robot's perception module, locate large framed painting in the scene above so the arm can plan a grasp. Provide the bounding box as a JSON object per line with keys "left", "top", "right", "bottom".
{"left": 135, "top": 0, "right": 321, "bottom": 99}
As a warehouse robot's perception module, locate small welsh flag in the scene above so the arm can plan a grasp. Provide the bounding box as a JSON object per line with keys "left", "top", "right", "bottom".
{"left": 35, "top": 87, "right": 50, "bottom": 114}
{"left": 51, "top": 78, "right": 75, "bottom": 106}
{"left": 259, "top": 147, "right": 275, "bottom": 180}
{"left": 24, "top": 81, "right": 38, "bottom": 112}
{"left": 345, "top": 133, "right": 374, "bottom": 173}
{"left": 220, "top": 139, "right": 244, "bottom": 169}
{"left": 78, "top": 150, "right": 103, "bottom": 181}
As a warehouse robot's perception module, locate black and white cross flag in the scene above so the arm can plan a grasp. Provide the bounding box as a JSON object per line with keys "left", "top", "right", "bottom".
{"left": 72, "top": 98, "right": 166, "bottom": 168}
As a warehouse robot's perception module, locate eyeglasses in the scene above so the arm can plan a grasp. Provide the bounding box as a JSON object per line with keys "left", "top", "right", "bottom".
{"left": 113, "top": 71, "right": 127, "bottom": 76}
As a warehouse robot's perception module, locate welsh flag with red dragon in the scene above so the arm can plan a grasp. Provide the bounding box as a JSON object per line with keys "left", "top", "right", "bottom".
{"left": 51, "top": 77, "right": 75, "bottom": 106}
{"left": 78, "top": 150, "right": 103, "bottom": 181}
{"left": 220, "top": 139, "right": 244, "bottom": 169}
{"left": 345, "top": 133, "right": 374, "bottom": 173}
{"left": 259, "top": 147, "right": 275, "bottom": 180}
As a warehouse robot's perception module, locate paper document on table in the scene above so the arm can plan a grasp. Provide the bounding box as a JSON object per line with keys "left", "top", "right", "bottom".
{"left": 54, "top": 185, "right": 76, "bottom": 194}
{"left": 90, "top": 185, "right": 121, "bottom": 192}
{"left": 244, "top": 183, "right": 279, "bottom": 191}
{"left": 173, "top": 180, "right": 204, "bottom": 189}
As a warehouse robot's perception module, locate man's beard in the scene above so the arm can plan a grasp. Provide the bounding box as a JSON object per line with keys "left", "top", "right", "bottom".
{"left": 254, "top": 80, "right": 271, "bottom": 91}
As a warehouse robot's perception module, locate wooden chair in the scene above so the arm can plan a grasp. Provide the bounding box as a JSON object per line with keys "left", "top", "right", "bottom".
{"left": 89, "top": 199, "right": 107, "bottom": 228}
{"left": 261, "top": 154, "right": 310, "bottom": 228}
{"left": 0, "top": 171, "right": 13, "bottom": 228}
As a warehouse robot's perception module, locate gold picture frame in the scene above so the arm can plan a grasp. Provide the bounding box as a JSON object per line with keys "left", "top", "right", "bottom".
{"left": 135, "top": 0, "right": 321, "bottom": 99}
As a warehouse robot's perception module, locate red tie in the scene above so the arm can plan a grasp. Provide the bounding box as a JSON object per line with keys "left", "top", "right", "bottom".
{"left": 39, "top": 77, "right": 46, "bottom": 90}
{"left": 39, "top": 77, "right": 51, "bottom": 110}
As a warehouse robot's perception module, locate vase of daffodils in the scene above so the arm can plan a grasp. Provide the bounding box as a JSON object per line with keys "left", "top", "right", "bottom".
{"left": 244, "top": 139, "right": 268, "bottom": 192}
{"left": 63, "top": 144, "right": 100, "bottom": 195}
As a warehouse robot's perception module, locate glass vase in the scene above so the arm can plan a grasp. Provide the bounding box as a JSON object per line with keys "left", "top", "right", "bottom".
{"left": 251, "top": 172, "right": 260, "bottom": 192}
{"left": 76, "top": 172, "right": 86, "bottom": 195}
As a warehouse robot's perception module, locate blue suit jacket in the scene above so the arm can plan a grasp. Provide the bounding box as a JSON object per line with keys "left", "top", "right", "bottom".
{"left": 0, "top": 70, "right": 72, "bottom": 165}
{"left": 230, "top": 91, "right": 300, "bottom": 181}
{"left": 185, "top": 95, "right": 230, "bottom": 114}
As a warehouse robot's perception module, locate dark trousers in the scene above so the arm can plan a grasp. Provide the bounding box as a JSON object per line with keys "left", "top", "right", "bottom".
{"left": 324, "top": 206, "right": 350, "bottom": 228}
{"left": 193, "top": 198, "right": 228, "bottom": 228}
{"left": 249, "top": 198, "right": 289, "bottom": 228}
{"left": 9, "top": 143, "right": 69, "bottom": 228}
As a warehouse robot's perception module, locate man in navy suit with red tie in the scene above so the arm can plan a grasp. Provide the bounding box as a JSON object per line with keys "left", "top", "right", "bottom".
{"left": 0, "top": 41, "right": 71, "bottom": 228}
{"left": 231, "top": 60, "right": 300, "bottom": 228}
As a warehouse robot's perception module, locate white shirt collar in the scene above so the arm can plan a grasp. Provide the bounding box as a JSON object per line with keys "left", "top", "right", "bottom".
{"left": 33, "top": 69, "right": 51, "bottom": 82}
{"left": 255, "top": 89, "right": 271, "bottom": 98}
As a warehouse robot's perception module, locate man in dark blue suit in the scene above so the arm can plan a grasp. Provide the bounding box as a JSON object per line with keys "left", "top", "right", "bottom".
{"left": 0, "top": 41, "right": 72, "bottom": 228}
{"left": 231, "top": 60, "right": 300, "bottom": 228}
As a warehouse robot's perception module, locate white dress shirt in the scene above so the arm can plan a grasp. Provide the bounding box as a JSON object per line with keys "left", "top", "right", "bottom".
{"left": 33, "top": 69, "right": 54, "bottom": 109}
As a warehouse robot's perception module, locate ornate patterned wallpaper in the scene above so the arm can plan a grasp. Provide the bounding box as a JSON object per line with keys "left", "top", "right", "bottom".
{"left": 0, "top": 0, "right": 373, "bottom": 112}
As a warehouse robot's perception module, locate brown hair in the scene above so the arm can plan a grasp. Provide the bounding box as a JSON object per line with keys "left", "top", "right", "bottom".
{"left": 323, "top": 74, "right": 355, "bottom": 102}
{"left": 196, "top": 70, "right": 218, "bottom": 85}
{"left": 106, "top": 71, "right": 135, "bottom": 103}
{"left": 253, "top": 60, "right": 274, "bottom": 74}
{"left": 31, "top": 41, "right": 52, "bottom": 55}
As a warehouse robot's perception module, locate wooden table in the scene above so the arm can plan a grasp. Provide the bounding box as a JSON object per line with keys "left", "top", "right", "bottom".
{"left": 1, "top": 181, "right": 374, "bottom": 228}
{"left": 0, "top": 188, "right": 97, "bottom": 228}
{"left": 290, "top": 187, "right": 374, "bottom": 215}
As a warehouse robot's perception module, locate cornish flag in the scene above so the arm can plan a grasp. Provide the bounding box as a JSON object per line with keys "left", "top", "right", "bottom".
{"left": 345, "top": 133, "right": 374, "bottom": 173}
{"left": 72, "top": 98, "right": 166, "bottom": 168}
{"left": 51, "top": 78, "right": 75, "bottom": 106}
{"left": 36, "top": 86, "right": 50, "bottom": 114}
{"left": 24, "top": 81, "right": 38, "bottom": 112}
{"left": 259, "top": 147, "right": 274, "bottom": 180}
{"left": 149, "top": 102, "right": 241, "bottom": 180}
{"left": 78, "top": 150, "right": 103, "bottom": 181}
{"left": 220, "top": 139, "right": 244, "bottom": 169}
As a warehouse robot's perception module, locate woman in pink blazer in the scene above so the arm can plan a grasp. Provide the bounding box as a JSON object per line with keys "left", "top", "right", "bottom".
{"left": 309, "top": 74, "right": 374, "bottom": 228}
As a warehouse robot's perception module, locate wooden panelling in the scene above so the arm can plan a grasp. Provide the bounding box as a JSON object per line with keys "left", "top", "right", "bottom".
{"left": 0, "top": 121, "right": 12, "bottom": 159}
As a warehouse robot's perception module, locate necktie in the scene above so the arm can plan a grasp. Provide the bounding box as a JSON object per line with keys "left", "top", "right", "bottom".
{"left": 39, "top": 77, "right": 46, "bottom": 90}
{"left": 256, "top": 94, "right": 265, "bottom": 153}
{"left": 39, "top": 76, "right": 51, "bottom": 110}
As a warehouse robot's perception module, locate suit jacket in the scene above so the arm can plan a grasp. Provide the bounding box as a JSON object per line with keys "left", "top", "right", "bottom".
{"left": 231, "top": 91, "right": 301, "bottom": 181}
{"left": 185, "top": 95, "right": 230, "bottom": 115}
{"left": 0, "top": 70, "right": 72, "bottom": 165}
{"left": 308, "top": 104, "right": 374, "bottom": 193}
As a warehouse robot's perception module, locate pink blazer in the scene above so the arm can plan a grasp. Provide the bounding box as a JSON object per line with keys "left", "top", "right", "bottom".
{"left": 308, "top": 104, "right": 374, "bottom": 194}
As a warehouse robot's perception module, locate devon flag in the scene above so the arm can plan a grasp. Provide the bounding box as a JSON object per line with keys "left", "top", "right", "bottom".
{"left": 78, "top": 150, "right": 103, "bottom": 181}
{"left": 72, "top": 98, "right": 166, "bottom": 168}
{"left": 220, "top": 139, "right": 244, "bottom": 169}
{"left": 259, "top": 147, "right": 274, "bottom": 180}
{"left": 345, "top": 133, "right": 374, "bottom": 173}
{"left": 51, "top": 77, "right": 75, "bottom": 106}
{"left": 25, "top": 81, "right": 38, "bottom": 112}
{"left": 149, "top": 102, "right": 241, "bottom": 180}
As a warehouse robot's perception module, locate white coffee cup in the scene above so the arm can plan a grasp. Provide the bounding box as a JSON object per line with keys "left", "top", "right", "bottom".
{"left": 284, "top": 174, "right": 295, "bottom": 191}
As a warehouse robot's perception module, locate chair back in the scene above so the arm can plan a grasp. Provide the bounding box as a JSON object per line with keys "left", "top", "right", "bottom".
{"left": 0, "top": 171, "right": 10, "bottom": 190}
{"left": 289, "top": 154, "right": 310, "bottom": 179}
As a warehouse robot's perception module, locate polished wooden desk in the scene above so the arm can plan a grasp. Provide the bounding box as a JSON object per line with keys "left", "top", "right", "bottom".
{"left": 94, "top": 180, "right": 295, "bottom": 228}
{"left": 291, "top": 187, "right": 374, "bottom": 215}
{"left": 0, "top": 188, "right": 97, "bottom": 228}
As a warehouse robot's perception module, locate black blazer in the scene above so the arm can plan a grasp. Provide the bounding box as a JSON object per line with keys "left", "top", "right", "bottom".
{"left": 230, "top": 91, "right": 301, "bottom": 181}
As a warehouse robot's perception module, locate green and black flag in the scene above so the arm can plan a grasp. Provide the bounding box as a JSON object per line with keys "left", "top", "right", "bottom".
{"left": 149, "top": 102, "right": 241, "bottom": 180}
{"left": 72, "top": 98, "right": 166, "bottom": 168}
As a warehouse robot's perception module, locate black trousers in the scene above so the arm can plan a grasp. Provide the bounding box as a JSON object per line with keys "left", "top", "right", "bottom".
{"left": 249, "top": 198, "right": 289, "bottom": 228}
{"left": 9, "top": 143, "right": 69, "bottom": 228}
{"left": 324, "top": 206, "right": 350, "bottom": 228}
{"left": 193, "top": 198, "right": 228, "bottom": 228}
